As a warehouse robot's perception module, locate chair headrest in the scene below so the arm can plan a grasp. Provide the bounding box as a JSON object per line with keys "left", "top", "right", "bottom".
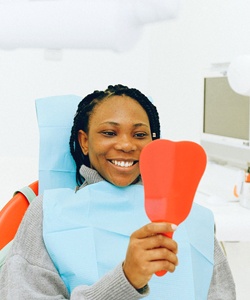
{"left": 36, "top": 95, "right": 82, "bottom": 194}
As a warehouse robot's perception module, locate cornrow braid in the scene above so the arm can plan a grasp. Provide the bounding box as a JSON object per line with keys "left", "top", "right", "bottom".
{"left": 69, "top": 84, "right": 161, "bottom": 186}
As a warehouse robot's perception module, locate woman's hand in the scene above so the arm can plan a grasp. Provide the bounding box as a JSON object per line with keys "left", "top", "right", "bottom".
{"left": 122, "top": 222, "right": 178, "bottom": 289}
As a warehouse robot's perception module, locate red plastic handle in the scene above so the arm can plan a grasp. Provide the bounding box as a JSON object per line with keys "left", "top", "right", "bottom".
{"left": 155, "top": 231, "right": 173, "bottom": 277}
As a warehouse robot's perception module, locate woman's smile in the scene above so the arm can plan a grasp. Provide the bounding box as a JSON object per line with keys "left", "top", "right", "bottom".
{"left": 109, "top": 159, "right": 137, "bottom": 168}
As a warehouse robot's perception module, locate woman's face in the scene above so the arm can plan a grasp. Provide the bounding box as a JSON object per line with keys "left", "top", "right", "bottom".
{"left": 78, "top": 95, "right": 152, "bottom": 187}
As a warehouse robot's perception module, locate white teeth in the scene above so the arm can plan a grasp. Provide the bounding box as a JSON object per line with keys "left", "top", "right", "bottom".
{"left": 111, "top": 160, "right": 134, "bottom": 167}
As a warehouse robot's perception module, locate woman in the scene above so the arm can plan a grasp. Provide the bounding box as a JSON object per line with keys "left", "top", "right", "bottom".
{"left": 0, "top": 85, "right": 235, "bottom": 299}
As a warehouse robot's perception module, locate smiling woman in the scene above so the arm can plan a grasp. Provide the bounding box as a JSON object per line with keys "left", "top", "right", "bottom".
{"left": 0, "top": 85, "right": 236, "bottom": 300}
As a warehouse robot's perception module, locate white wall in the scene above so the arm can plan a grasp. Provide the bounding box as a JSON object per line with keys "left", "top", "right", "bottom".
{"left": 1, "top": 1, "right": 250, "bottom": 298}
{"left": 0, "top": 38, "right": 152, "bottom": 203}
{"left": 1, "top": 0, "right": 250, "bottom": 204}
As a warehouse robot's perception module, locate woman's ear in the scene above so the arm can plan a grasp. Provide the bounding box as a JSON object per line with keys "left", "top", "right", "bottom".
{"left": 78, "top": 130, "right": 89, "bottom": 155}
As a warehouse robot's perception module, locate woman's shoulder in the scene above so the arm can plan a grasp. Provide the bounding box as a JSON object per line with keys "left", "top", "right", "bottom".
{"left": 8, "top": 194, "right": 45, "bottom": 262}
{"left": 27, "top": 193, "right": 44, "bottom": 217}
{"left": 11, "top": 194, "right": 44, "bottom": 242}
{"left": 5, "top": 193, "right": 58, "bottom": 273}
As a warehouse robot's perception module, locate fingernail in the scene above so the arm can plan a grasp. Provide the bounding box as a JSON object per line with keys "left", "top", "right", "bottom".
{"left": 171, "top": 224, "right": 178, "bottom": 231}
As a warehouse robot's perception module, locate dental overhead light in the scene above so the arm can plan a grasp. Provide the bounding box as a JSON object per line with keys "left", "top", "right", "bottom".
{"left": 227, "top": 55, "right": 250, "bottom": 97}
{"left": 0, "top": 0, "right": 181, "bottom": 52}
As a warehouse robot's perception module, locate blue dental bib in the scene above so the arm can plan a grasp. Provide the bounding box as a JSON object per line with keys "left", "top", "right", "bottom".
{"left": 43, "top": 181, "right": 214, "bottom": 299}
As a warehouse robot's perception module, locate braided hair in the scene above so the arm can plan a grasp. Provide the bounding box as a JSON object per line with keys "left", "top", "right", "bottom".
{"left": 69, "top": 84, "right": 161, "bottom": 185}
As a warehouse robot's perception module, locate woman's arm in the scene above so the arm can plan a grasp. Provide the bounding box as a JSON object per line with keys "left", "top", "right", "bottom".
{"left": 0, "top": 196, "right": 146, "bottom": 300}
{"left": 208, "top": 238, "right": 236, "bottom": 300}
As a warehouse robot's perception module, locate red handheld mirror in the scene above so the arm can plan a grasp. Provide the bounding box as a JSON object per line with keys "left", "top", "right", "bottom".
{"left": 139, "top": 139, "right": 207, "bottom": 276}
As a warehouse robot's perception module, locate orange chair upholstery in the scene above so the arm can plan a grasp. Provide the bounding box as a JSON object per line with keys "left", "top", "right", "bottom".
{"left": 0, "top": 181, "right": 38, "bottom": 251}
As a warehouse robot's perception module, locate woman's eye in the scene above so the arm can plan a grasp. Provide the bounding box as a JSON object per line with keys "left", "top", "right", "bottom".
{"left": 134, "top": 132, "right": 148, "bottom": 138}
{"left": 101, "top": 131, "right": 116, "bottom": 137}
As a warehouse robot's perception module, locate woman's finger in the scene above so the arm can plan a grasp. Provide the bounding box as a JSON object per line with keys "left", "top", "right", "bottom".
{"left": 144, "top": 232, "right": 178, "bottom": 254}
{"left": 131, "top": 222, "right": 177, "bottom": 239}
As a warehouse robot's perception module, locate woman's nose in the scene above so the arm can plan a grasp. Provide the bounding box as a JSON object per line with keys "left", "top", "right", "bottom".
{"left": 114, "top": 136, "right": 137, "bottom": 152}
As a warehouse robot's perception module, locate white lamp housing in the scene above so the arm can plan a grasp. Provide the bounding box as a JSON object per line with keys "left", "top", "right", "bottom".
{"left": 0, "top": 0, "right": 181, "bottom": 52}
